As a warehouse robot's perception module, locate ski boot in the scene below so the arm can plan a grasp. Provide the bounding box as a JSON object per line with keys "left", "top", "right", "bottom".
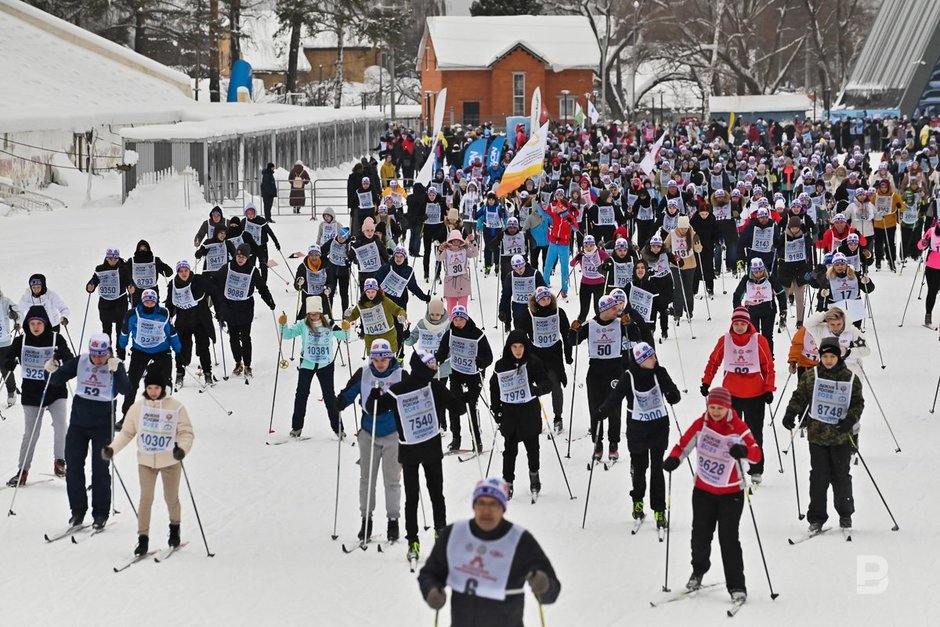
{"left": 135, "top": 534, "right": 149, "bottom": 556}
{"left": 484, "top": 265, "right": 492, "bottom": 276}
{"left": 387, "top": 518, "right": 400, "bottom": 543}
{"left": 448, "top": 437, "right": 461, "bottom": 453}
{"left": 686, "top": 572, "right": 703, "bottom": 591}
{"left": 608, "top": 445, "right": 619, "bottom": 462}
{"left": 807, "top": 521, "right": 823, "bottom": 534}
{"left": 927, "top": 313, "right": 933, "bottom": 328}
{"left": 204, "top": 371, "right": 217, "bottom": 386}
{"left": 92, "top": 514, "right": 108, "bottom": 531}
{"left": 559, "top": 291, "right": 568, "bottom": 300}
{"left": 53, "top": 459, "right": 66, "bottom": 478}
{"left": 632, "top": 501, "right": 645, "bottom": 520}
{"left": 730, "top": 589, "right": 747, "bottom": 603}
{"left": 407, "top": 539, "right": 420, "bottom": 561}
{"left": 232, "top": 362, "right": 244, "bottom": 376}
{"left": 357, "top": 516, "right": 373, "bottom": 541}
{"left": 529, "top": 472, "right": 541, "bottom": 495}
{"left": 6, "top": 470, "right": 26, "bottom": 488}
{"left": 592, "top": 442, "right": 603, "bottom": 462}
{"left": 5, "top": 391, "right": 14, "bottom": 408}
{"left": 289, "top": 428, "right": 303, "bottom": 438}
{"left": 175, "top": 371, "right": 184, "bottom": 389}
{"left": 654, "top": 510, "right": 667, "bottom": 529}
{"left": 169, "top": 523, "right": 181, "bottom": 548}
{"left": 69, "top": 512, "right": 85, "bottom": 527}
{"left": 244, "top": 366, "right": 253, "bottom": 378}
{"left": 839, "top": 516, "right": 852, "bottom": 529}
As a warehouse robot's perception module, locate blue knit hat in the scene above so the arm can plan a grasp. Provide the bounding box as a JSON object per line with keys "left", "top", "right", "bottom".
{"left": 473, "top": 477, "right": 509, "bottom": 511}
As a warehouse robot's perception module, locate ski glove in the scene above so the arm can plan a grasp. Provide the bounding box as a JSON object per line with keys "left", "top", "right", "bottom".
{"left": 837, "top": 418, "right": 855, "bottom": 434}
{"left": 107, "top": 358, "right": 120, "bottom": 373}
{"left": 172, "top": 445, "right": 186, "bottom": 461}
{"left": 861, "top": 275, "right": 871, "bottom": 285}
{"left": 788, "top": 363, "right": 797, "bottom": 375}
{"left": 736, "top": 260, "right": 745, "bottom": 272}
{"left": 729, "top": 443, "right": 748, "bottom": 459}
{"left": 662, "top": 456, "right": 680, "bottom": 473}
{"left": 569, "top": 320, "right": 581, "bottom": 331}
{"left": 700, "top": 383, "right": 710, "bottom": 397}
{"left": 527, "top": 570, "right": 550, "bottom": 596}
{"left": 763, "top": 392, "right": 773, "bottom": 404}
{"left": 278, "top": 313, "right": 289, "bottom": 325}
{"left": 117, "top": 347, "right": 126, "bottom": 361}
{"left": 664, "top": 389, "right": 681, "bottom": 405}
{"left": 819, "top": 288, "right": 830, "bottom": 297}
{"left": 425, "top": 587, "right": 446, "bottom": 610}
{"left": 101, "top": 446, "right": 114, "bottom": 460}
{"left": 803, "top": 272, "right": 813, "bottom": 281}
{"left": 44, "top": 359, "right": 59, "bottom": 374}
{"left": 498, "top": 311, "right": 507, "bottom": 322}
{"left": 341, "top": 320, "right": 351, "bottom": 331}
{"left": 782, "top": 414, "right": 796, "bottom": 431}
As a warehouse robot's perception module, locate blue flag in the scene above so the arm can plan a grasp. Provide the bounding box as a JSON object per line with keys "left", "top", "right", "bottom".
{"left": 463, "top": 138, "right": 488, "bottom": 170}
{"left": 487, "top": 136, "right": 506, "bottom": 170}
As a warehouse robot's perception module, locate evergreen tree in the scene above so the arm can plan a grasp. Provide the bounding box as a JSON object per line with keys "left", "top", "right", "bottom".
{"left": 470, "top": 0, "right": 542, "bottom": 17}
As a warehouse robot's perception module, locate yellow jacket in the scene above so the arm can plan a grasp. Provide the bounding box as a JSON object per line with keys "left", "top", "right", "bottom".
{"left": 872, "top": 191, "right": 902, "bottom": 229}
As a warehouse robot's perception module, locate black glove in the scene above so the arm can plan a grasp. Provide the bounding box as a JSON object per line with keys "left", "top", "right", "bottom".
{"left": 267, "top": 300, "right": 276, "bottom": 311}
{"left": 565, "top": 355, "right": 573, "bottom": 365}
{"left": 172, "top": 445, "right": 186, "bottom": 461}
{"left": 425, "top": 587, "right": 446, "bottom": 610}
{"left": 763, "top": 392, "right": 773, "bottom": 404}
{"left": 700, "top": 383, "right": 710, "bottom": 397}
{"left": 498, "top": 311, "right": 507, "bottom": 322}
{"left": 275, "top": 242, "right": 281, "bottom": 251}
{"left": 675, "top": 256, "right": 685, "bottom": 268}
{"left": 422, "top": 294, "right": 431, "bottom": 303}
{"left": 401, "top": 328, "right": 411, "bottom": 341}
{"left": 729, "top": 443, "right": 748, "bottom": 459}
{"left": 782, "top": 414, "right": 796, "bottom": 430}
{"left": 662, "top": 456, "right": 680, "bottom": 472}
{"left": 664, "top": 390, "right": 681, "bottom": 405}
{"left": 336, "top": 397, "right": 349, "bottom": 413}
{"left": 837, "top": 418, "right": 854, "bottom": 434}
{"left": 100, "top": 446, "right": 114, "bottom": 461}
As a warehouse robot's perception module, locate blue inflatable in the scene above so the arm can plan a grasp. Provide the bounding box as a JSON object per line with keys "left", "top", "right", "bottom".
{"left": 227, "top": 59, "right": 253, "bottom": 102}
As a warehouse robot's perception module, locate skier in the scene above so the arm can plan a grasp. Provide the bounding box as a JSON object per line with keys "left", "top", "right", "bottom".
{"left": 102, "top": 370, "right": 194, "bottom": 556}
{"left": 241, "top": 202, "right": 281, "bottom": 283}
{"left": 736, "top": 207, "right": 778, "bottom": 273}
{"left": 498, "top": 254, "right": 546, "bottom": 332}
{"left": 351, "top": 217, "right": 389, "bottom": 287}
{"left": 213, "top": 244, "right": 276, "bottom": 378}
{"left": 489, "top": 330, "right": 552, "bottom": 500}
{"left": 918, "top": 224, "right": 940, "bottom": 327}
{"left": 165, "top": 260, "right": 219, "bottom": 388}
{"left": 600, "top": 237, "right": 637, "bottom": 292}
{"left": 436, "top": 230, "right": 478, "bottom": 314}
{"left": 418, "top": 477, "right": 561, "bottom": 627}
{"left": 49, "top": 333, "right": 128, "bottom": 528}
{"left": 775, "top": 217, "right": 814, "bottom": 328}
{"left": 782, "top": 336, "right": 864, "bottom": 535}
{"left": 3, "top": 306, "right": 73, "bottom": 486}
{"left": 435, "top": 306, "right": 493, "bottom": 453}
{"left": 376, "top": 245, "right": 431, "bottom": 312}
{"left": 802, "top": 306, "right": 870, "bottom": 377}
{"left": 664, "top": 216, "right": 703, "bottom": 322}
{"left": 475, "top": 191, "right": 507, "bottom": 275}
{"left": 0, "top": 284, "right": 21, "bottom": 408}
{"left": 336, "top": 339, "right": 404, "bottom": 542}
{"left": 17, "top": 274, "right": 70, "bottom": 333}
{"left": 732, "top": 258, "right": 787, "bottom": 353}
{"left": 86, "top": 247, "right": 134, "bottom": 346}
{"left": 403, "top": 298, "right": 450, "bottom": 372}
{"left": 496, "top": 217, "right": 527, "bottom": 278}
{"left": 192, "top": 206, "right": 226, "bottom": 248}
{"left": 516, "top": 286, "right": 573, "bottom": 432}
{"left": 600, "top": 342, "right": 681, "bottom": 528}
{"left": 640, "top": 235, "right": 675, "bottom": 339}
{"left": 420, "top": 186, "right": 447, "bottom": 281}
{"left": 700, "top": 306, "right": 775, "bottom": 484}
{"left": 815, "top": 252, "right": 874, "bottom": 326}
{"left": 125, "top": 240, "right": 173, "bottom": 306}
{"left": 570, "top": 235, "right": 609, "bottom": 323}
{"left": 540, "top": 191, "right": 580, "bottom": 298}
{"left": 372, "top": 349, "right": 463, "bottom": 561}
{"left": 662, "top": 386, "right": 761, "bottom": 604}
{"left": 317, "top": 207, "right": 341, "bottom": 247}
{"left": 322, "top": 227, "right": 353, "bottom": 318}
{"left": 278, "top": 295, "right": 346, "bottom": 437}
{"left": 193, "top": 225, "right": 231, "bottom": 276}
{"left": 343, "top": 278, "right": 408, "bottom": 356}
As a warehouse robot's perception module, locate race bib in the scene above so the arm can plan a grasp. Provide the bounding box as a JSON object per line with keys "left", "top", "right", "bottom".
{"left": 671, "top": 234, "right": 691, "bottom": 259}
{"left": 751, "top": 227, "right": 774, "bottom": 253}
{"left": 96, "top": 269, "right": 121, "bottom": 301}
{"left": 449, "top": 335, "right": 479, "bottom": 375}
{"left": 497, "top": 365, "right": 532, "bottom": 404}
{"left": 305, "top": 268, "right": 328, "bottom": 295}
{"left": 426, "top": 203, "right": 442, "bottom": 224}
{"left": 396, "top": 385, "right": 439, "bottom": 444}
{"left": 224, "top": 269, "right": 252, "bottom": 301}
{"left": 417, "top": 327, "right": 445, "bottom": 353}
{"left": 380, "top": 269, "right": 410, "bottom": 298}
{"left": 696, "top": 425, "right": 739, "bottom": 488}
{"left": 328, "top": 241, "right": 348, "bottom": 267}
{"left": 205, "top": 243, "right": 227, "bottom": 272}
{"left": 723, "top": 333, "right": 759, "bottom": 374}
{"left": 132, "top": 261, "right": 157, "bottom": 288}
{"left": 484, "top": 209, "right": 503, "bottom": 229}
{"left": 784, "top": 237, "right": 806, "bottom": 263}
{"left": 810, "top": 377, "right": 853, "bottom": 425}
{"left": 531, "top": 313, "right": 559, "bottom": 348}
{"left": 135, "top": 316, "right": 165, "bottom": 349}
{"left": 612, "top": 261, "right": 633, "bottom": 288}
{"left": 446, "top": 520, "right": 523, "bottom": 601}
{"left": 21, "top": 344, "right": 54, "bottom": 381}
{"left": 243, "top": 220, "right": 263, "bottom": 244}
{"left": 588, "top": 320, "right": 621, "bottom": 360}
{"left": 319, "top": 222, "right": 338, "bottom": 245}
{"left": 713, "top": 202, "right": 732, "bottom": 220}
{"left": 629, "top": 286, "right": 655, "bottom": 323}
{"left": 597, "top": 206, "right": 615, "bottom": 226}
{"left": 633, "top": 382, "right": 666, "bottom": 421}
{"left": 76, "top": 358, "right": 114, "bottom": 401}
{"left": 902, "top": 202, "right": 919, "bottom": 225}
{"left": 360, "top": 305, "right": 391, "bottom": 336}
{"left": 502, "top": 233, "right": 526, "bottom": 257}
{"left": 874, "top": 194, "right": 892, "bottom": 219}
{"left": 303, "top": 328, "right": 334, "bottom": 363}
{"left": 137, "top": 406, "right": 178, "bottom": 454}
{"left": 511, "top": 275, "right": 536, "bottom": 304}
{"left": 358, "top": 191, "right": 374, "bottom": 209}
{"left": 354, "top": 242, "right": 381, "bottom": 272}
{"left": 744, "top": 281, "right": 772, "bottom": 305}
{"left": 581, "top": 251, "right": 603, "bottom": 280}
{"left": 832, "top": 276, "right": 859, "bottom": 301}
{"left": 173, "top": 283, "right": 197, "bottom": 309}
{"left": 445, "top": 249, "right": 468, "bottom": 278}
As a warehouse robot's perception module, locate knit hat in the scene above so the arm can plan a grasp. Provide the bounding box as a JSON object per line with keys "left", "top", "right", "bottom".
{"left": 632, "top": 342, "right": 655, "bottom": 364}
{"left": 306, "top": 295, "right": 323, "bottom": 315}
{"left": 427, "top": 298, "right": 446, "bottom": 320}
{"left": 105, "top": 247, "right": 121, "bottom": 259}
{"left": 534, "top": 286, "right": 552, "bottom": 302}
{"left": 756, "top": 207, "right": 770, "bottom": 218}
{"left": 447, "top": 230, "right": 463, "bottom": 243}
{"left": 175, "top": 260, "right": 191, "bottom": 272}
{"left": 393, "top": 245, "right": 407, "bottom": 256}
{"left": 338, "top": 227, "right": 351, "bottom": 239}
{"left": 143, "top": 369, "right": 168, "bottom": 389}
{"left": 609, "top": 288, "right": 627, "bottom": 304}
{"left": 831, "top": 252, "right": 848, "bottom": 265}
{"left": 363, "top": 278, "right": 379, "bottom": 292}
{"left": 787, "top": 216, "right": 802, "bottom": 229}
{"left": 451, "top": 305, "right": 470, "bottom": 321}
{"left": 236, "top": 243, "right": 252, "bottom": 257}
{"left": 308, "top": 244, "right": 321, "bottom": 256}
{"left": 141, "top": 289, "right": 158, "bottom": 304}
{"left": 369, "top": 339, "right": 394, "bottom": 359}
{"left": 846, "top": 233, "right": 860, "bottom": 244}
{"left": 24, "top": 305, "right": 48, "bottom": 325}
{"left": 615, "top": 238, "right": 629, "bottom": 250}
{"left": 598, "top": 295, "right": 618, "bottom": 313}
{"left": 361, "top": 176, "right": 371, "bottom": 184}
{"left": 749, "top": 258, "right": 765, "bottom": 272}
{"left": 833, "top": 213, "right": 847, "bottom": 223}
{"left": 427, "top": 186, "right": 438, "bottom": 195}
{"left": 415, "top": 349, "right": 437, "bottom": 367}
{"left": 511, "top": 254, "right": 526, "bottom": 269}
{"left": 87, "top": 333, "right": 111, "bottom": 357}
{"left": 706, "top": 386, "right": 733, "bottom": 409}
{"left": 583, "top": 235, "right": 596, "bottom": 247}
{"left": 649, "top": 234, "right": 663, "bottom": 246}
{"left": 472, "top": 477, "right": 510, "bottom": 511}
{"left": 677, "top": 216, "right": 691, "bottom": 230}
{"left": 818, "top": 336, "right": 842, "bottom": 358}
{"left": 731, "top": 305, "right": 751, "bottom": 324}
{"left": 507, "top": 217, "right": 519, "bottom": 229}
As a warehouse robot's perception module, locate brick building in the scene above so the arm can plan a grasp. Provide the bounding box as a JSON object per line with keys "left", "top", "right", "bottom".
{"left": 418, "top": 16, "right": 600, "bottom": 128}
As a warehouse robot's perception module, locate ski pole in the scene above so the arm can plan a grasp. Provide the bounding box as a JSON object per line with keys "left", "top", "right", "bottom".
{"left": 343, "top": 335, "right": 354, "bottom": 380}
{"left": 418, "top": 485, "right": 429, "bottom": 532}
{"left": 666, "top": 404, "right": 694, "bottom": 477}
{"left": 672, "top": 266, "right": 695, "bottom": 339}
{"left": 184, "top": 367, "right": 232, "bottom": 415}
{"left": 694, "top": 251, "right": 712, "bottom": 320}
{"left": 662, "top": 470, "right": 672, "bottom": 592}
{"left": 858, "top": 364, "right": 901, "bottom": 452}
{"left": 77, "top": 292, "right": 91, "bottom": 351}
{"left": 930, "top": 372, "right": 940, "bottom": 414}
{"left": 768, "top": 371, "right": 791, "bottom": 474}
{"left": 110, "top": 391, "right": 119, "bottom": 515}
{"left": 581, "top": 426, "right": 604, "bottom": 529}
{"left": 848, "top": 434, "right": 900, "bottom": 531}
{"left": 180, "top": 460, "right": 216, "bottom": 557}
{"left": 217, "top": 319, "right": 229, "bottom": 380}
{"left": 671, "top": 314, "right": 689, "bottom": 393}
{"left": 789, "top": 428, "right": 804, "bottom": 520}
{"left": 473, "top": 255, "right": 486, "bottom": 326}
{"left": 566, "top": 342, "right": 579, "bottom": 458}
{"left": 330, "top": 411, "right": 344, "bottom": 540}
{"left": 111, "top": 460, "right": 138, "bottom": 517}
{"left": 268, "top": 311, "right": 286, "bottom": 433}
{"left": 737, "top": 459, "right": 780, "bottom": 600}
{"left": 290, "top": 289, "right": 302, "bottom": 362}
{"left": 863, "top": 289, "right": 886, "bottom": 369}
{"left": 62, "top": 323, "right": 77, "bottom": 355}
{"left": 539, "top": 400, "right": 576, "bottom": 500}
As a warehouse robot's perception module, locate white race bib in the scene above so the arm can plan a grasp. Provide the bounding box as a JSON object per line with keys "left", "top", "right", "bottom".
{"left": 510, "top": 275, "right": 536, "bottom": 304}
{"left": 132, "top": 261, "right": 157, "bottom": 288}
{"left": 137, "top": 406, "right": 178, "bottom": 454}
{"left": 629, "top": 286, "right": 655, "bottom": 323}
{"left": 597, "top": 205, "right": 615, "bottom": 226}
{"left": 76, "top": 357, "right": 113, "bottom": 401}
{"left": 612, "top": 261, "right": 634, "bottom": 288}
{"left": 449, "top": 335, "right": 479, "bottom": 375}
{"left": 581, "top": 251, "right": 603, "bottom": 280}
{"left": 21, "top": 344, "right": 54, "bottom": 381}
{"left": 135, "top": 316, "right": 165, "bottom": 350}
{"left": 502, "top": 233, "right": 526, "bottom": 257}
{"left": 396, "top": 385, "right": 439, "bottom": 444}
{"left": 696, "top": 425, "right": 739, "bottom": 488}
{"left": 417, "top": 327, "right": 445, "bottom": 353}
{"left": 96, "top": 269, "right": 122, "bottom": 301}
{"left": 484, "top": 208, "right": 503, "bottom": 229}
{"left": 305, "top": 268, "right": 328, "bottom": 295}
{"left": 446, "top": 520, "right": 524, "bottom": 601}
{"left": 380, "top": 269, "right": 411, "bottom": 298}
{"left": 633, "top": 382, "right": 666, "bottom": 421}
{"left": 205, "top": 243, "right": 227, "bottom": 272}
{"left": 497, "top": 364, "right": 532, "bottom": 404}
{"left": 723, "top": 333, "right": 759, "bottom": 374}
{"left": 354, "top": 242, "right": 381, "bottom": 273}
{"left": 832, "top": 276, "right": 859, "bottom": 301}
{"left": 751, "top": 226, "right": 774, "bottom": 253}
{"left": 358, "top": 191, "right": 375, "bottom": 209}
{"left": 744, "top": 281, "right": 772, "bottom": 306}
{"left": 360, "top": 305, "right": 391, "bottom": 336}
{"left": 426, "top": 203, "right": 442, "bottom": 224}
{"left": 243, "top": 220, "right": 263, "bottom": 244}
{"left": 784, "top": 237, "right": 806, "bottom": 263}
{"left": 810, "top": 377, "right": 853, "bottom": 425}
{"left": 713, "top": 202, "right": 732, "bottom": 220}
{"left": 224, "top": 269, "right": 252, "bottom": 301}
{"left": 303, "top": 328, "right": 334, "bottom": 363}
{"left": 445, "top": 249, "right": 468, "bottom": 278}
{"left": 172, "top": 283, "right": 197, "bottom": 309}
{"left": 531, "top": 313, "right": 560, "bottom": 348}
{"left": 328, "top": 241, "right": 349, "bottom": 267}
{"left": 588, "top": 320, "right": 621, "bottom": 360}
{"left": 319, "top": 222, "right": 338, "bottom": 245}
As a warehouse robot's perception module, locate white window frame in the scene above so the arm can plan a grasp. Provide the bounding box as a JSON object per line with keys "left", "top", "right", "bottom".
{"left": 512, "top": 73, "right": 526, "bottom": 116}
{"left": 559, "top": 95, "right": 575, "bottom": 120}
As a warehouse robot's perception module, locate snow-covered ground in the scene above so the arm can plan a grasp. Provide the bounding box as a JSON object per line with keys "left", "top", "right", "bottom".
{"left": 0, "top": 167, "right": 937, "bottom": 625}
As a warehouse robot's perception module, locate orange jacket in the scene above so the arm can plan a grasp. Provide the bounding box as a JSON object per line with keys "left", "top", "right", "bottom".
{"left": 787, "top": 326, "right": 819, "bottom": 368}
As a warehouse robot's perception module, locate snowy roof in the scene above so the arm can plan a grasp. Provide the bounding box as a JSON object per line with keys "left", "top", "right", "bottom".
{"left": 709, "top": 94, "right": 814, "bottom": 114}
{"left": 841, "top": 0, "right": 940, "bottom": 111}
{"left": 0, "top": 0, "right": 192, "bottom": 133}
{"left": 419, "top": 16, "right": 600, "bottom": 72}
{"left": 240, "top": 11, "right": 311, "bottom": 73}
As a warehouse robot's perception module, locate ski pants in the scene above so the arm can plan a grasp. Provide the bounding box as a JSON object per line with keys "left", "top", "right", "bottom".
{"left": 292, "top": 363, "right": 341, "bottom": 433}
{"left": 409, "top": 225, "right": 423, "bottom": 258}
{"left": 925, "top": 267, "right": 940, "bottom": 315}
{"left": 671, "top": 267, "right": 696, "bottom": 318}
{"left": 262, "top": 195, "right": 275, "bottom": 221}
{"left": 691, "top": 487, "right": 746, "bottom": 593}
{"left": 357, "top": 430, "right": 401, "bottom": 519}
{"left": 785, "top": 280, "right": 807, "bottom": 324}
{"left": 448, "top": 373, "right": 483, "bottom": 448}
{"left": 628, "top": 430, "right": 668, "bottom": 511}
{"left": 749, "top": 309, "right": 776, "bottom": 354}
{"left": 873, "top": 226, "right": 897, "bottom": 268}
{"left": 529, "top": 245, "right": 548, "bottom": 269}
{"left": 636, "top": 220, "right": 657, "bottom": 249}
{"left": 502, "top": 432, "right": 540, "bottom": 484}
{"left": 123, "top": 350, "right": 173, "bottom": 415}
{"left": 542, "top": 244, "right": 570, "bottom": 293}
{"left": 587, "top": 365, "right": 620, "bottom": 448}
{"left": 65, "top": 421, "right": 112, "bottom": 519}
{"left": 16, "top": 399, "right": 67, "bottom": 472}
{"left": 714, "top": 222, "right": 739, "bottom": 273}
{"left": 326, "top": 269, "right": 351, "bottom": 317}
{"left": 423, "top": 225, "right": 446, "bottom": 278}
{"left": 899, "top": 224, "right": 922, "bottom": 261}
{"left": 807, "top": 442, "right": 854, "bottom": 525}
{"left": 732, "top": 395, "right": 766, "bottom": 475}
{"left": 0, "top": 346, "right": 16, "bottom": 395}
{"left": 137, "top": 462, "right": 182, "bottom": 536}
{"left": 578, "top": 282, "right": 604, "bottom": 323}
{"left": 403, "top": 461, "right": 445, "bottom": 542}
{"left": 227, "top": 320, "right": 254, "bottom": 368}
{"left": 176, "top": 324, "right": 212, "bottom": 376}
{"left": 546, "top": 368, "right": 564, "bottom": 420}
{"left": 483, "top": 233, "right": 500, "bottom": 268}
{"left": 693, "top": 253, "right": 715, "bottom": 294}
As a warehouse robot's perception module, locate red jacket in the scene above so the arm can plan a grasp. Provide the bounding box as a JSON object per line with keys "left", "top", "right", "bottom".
{"left": 817, "top": 225, "right": 867, "bottom": 251}
{"left": 669, "top": 410, "right": 762, "bottom": 495}
{"left": 702, "top": 323, "right": 775, "bottom": 399}
{"left": 544, "top": 202, "right": 580, "bottom": 246}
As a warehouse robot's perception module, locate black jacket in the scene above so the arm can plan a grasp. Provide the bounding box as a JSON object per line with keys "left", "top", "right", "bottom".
{"left": 87, "top": 259, "right": 133, "bottom": 317}
{"left": 515, "top": 294, "right": 572, "bottom": 382}
{"left": 126, "top": 240, "right": 173, "bottom": 289}
{"left": 165, "top": 274, "right": 220, "bottom": 338}
{"left": 213, "top": 260, "right": 275, "bottom": 324}
{"left": 4, "top": 306, "right": 73, "bottom": 406}
{"left": 601, "top": 361, "right": 680, "bottom": 447}
{"left": 489, "top": 330, "right": 551, "bottom": 439}
{"left": 436, "top": 318, "right": 493, "bottom": 381}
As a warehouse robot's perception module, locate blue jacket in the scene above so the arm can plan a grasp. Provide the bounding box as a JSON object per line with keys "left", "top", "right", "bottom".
{"left": 475, "top": 201, "right": 506, "bottom": 237}
{"left": 280, "top": 320, "right": 347, "bottom": 370}
{"left": 119, "top": 305, "right": 182, "bottom": 354}
{"left": 338, "top": 360, "right": 402, "bottom": 438}
{"left": 526, "top": 203, "right": 550, "bottom": 247}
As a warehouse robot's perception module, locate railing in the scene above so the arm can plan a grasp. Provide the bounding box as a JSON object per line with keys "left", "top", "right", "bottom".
{"left": 0, "top": 176, "right": 66, "bottom": 213}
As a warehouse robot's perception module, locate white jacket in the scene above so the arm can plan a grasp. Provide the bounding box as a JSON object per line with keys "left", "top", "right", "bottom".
{"left": 17, "top": 289, "right": 70, "bottom": 328}
{"left": 0, "top": 291, "right": 18, "bottom": 348}
{"left": 804, "top": 310, "right": 871, "bottom": 376}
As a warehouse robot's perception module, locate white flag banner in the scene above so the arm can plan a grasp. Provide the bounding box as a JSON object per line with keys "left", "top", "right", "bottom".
{"left": 530, "top": 86, "right": 542, "bottom": 134}
{"left": 587, "top": 99, "right": 600, "bottom": 125}
{"left": 416, "top": 88, "right": 448, "bottom": 187}
{"left": 638, "top": 131, "right": 667, "bottom": 176}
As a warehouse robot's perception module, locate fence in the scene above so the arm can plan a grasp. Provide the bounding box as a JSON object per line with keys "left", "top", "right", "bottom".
{"left": 0, "top": 176, "right": 67, "bottom": 214}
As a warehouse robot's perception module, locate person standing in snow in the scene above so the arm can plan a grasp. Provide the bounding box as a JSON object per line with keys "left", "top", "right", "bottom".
{"left": 418, "top": 477, "right": 561, "bottom": 627}
{"left": 86, "top": 247, "right": 134, "bottom": 347}
{"left": 436, "top": 230, "right": 478, "bottom": 314}
{"left": 125, "top": 240, "right": 173, "bottom": 307}
{"left": 192, "top": 206, "right": 226, "bottom": 248}
{"left": 17, "top": 274, "right": 70, "bottom": 333}
{"left": 50, "top": 333, "right": 128, "bottom": 529}
{"left": 732, "top": 258, "right": 787, "bottom": 353}
{"left": 0, "top": 284, "right": 21, "bottom": 408}
{"left": 241, "top": 202, "right": 281, "bottom": 284}
{"left": 261, "top": 163, "right": 278, "bottom": 223}
{"left": 343, "top": 278, "right": 408, "bottom": 356}
{"left": 165, "top": 260, "right": 219, "bottom": 388}
{"left": 3, "top": 306, "right": 73, "bottom": 487}
{"left": 293, "top": 245, "right": 329, "bottom": 319}
{"left": 322, "top": 227, "right": 353, "bottom": 318}
{"left": 498, "top": 254, "right": 546, "bottom": 333}
{"left": 193, "top": 226, "right": 231, "bottom": 276}
{"left": 289, "top": 160, "right": 310, "bottom": 215}
{"left": 103, "top": 370, "right": 194, "bottom": 556}
{"left": 662, "top": 386, "right": 761, "bottom": 605}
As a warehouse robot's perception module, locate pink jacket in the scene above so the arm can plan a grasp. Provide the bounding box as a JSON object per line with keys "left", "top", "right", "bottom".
{"left": 917, "top": 228, "right": 940, "bottom": 270}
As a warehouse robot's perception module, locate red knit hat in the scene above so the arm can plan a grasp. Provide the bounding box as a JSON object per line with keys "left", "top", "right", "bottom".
{"left": 706, "top": 386, "right": 733, "bottom": 409}
{"left": 731, "top": 306, "right": 751, "bottom": 324}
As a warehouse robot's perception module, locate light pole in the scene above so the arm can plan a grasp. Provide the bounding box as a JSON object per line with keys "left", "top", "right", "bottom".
{"left": 561, "top": 89, "right": 570, "bottom": 121}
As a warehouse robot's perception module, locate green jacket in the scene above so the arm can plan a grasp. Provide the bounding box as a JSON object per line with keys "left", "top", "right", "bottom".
{"left": 784, "top": 361, "right": 864, "bottom": 446}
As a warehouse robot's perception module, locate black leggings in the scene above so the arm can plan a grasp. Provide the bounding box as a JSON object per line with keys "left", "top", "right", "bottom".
{"left": 123, "top": 349, "right": 173, "bottom": 415}
{"left": 228, "top": 320, "right": 254, "bottom": 367}
{"left": 403, "top": 461, "right": 445, "bottom": 541}
{"left": 578, "top": 282, "right": 604, "bottom": 323}
{"left": 502, "top": 432, "right": 540, "bottom": 483}
{"left": 926, "top": 266, "right": 940, "bottom": 314}
{"left": 176, "top": 325, "right": 212, "bottom": 374}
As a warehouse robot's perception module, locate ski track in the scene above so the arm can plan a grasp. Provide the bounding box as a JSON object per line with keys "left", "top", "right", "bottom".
{"left": 0, "top": 165, "right": 936, "bottom": 624}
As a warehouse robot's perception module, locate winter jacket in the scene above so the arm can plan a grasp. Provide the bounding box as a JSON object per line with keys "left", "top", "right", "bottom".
{"left": 0, "top": 289, "right": 20, "bottom": 349}
{"left": 499, "top": 267, "right": 546, "bottom": 318}
{"left": 435, "top": 240, "right": 479, "bottom": 299}
{"left": 50, "top": 355, "right": 129, "bottom": 426}
{"left": 783, "top": 360, "right": 864, "bottom": 446}
{"left": 668, "top": 410, "right": 761, "bottom": 495}
{"left": 194, "top": 211, "right": 227, "bottom": 244}
{"left": 570, "top": 248, "right": 610, "bottom": 285}
{"left": 917, "top": 228, "right": 940, "bottom": 270}
{"left": 732, "top": 273, "right": 787, "bottom": 317}
{"left": 489, "top": 330, "right": 551, "bottom": 439}
{"left": 344, "top": 292, "right": 407, "bottom": 354}
{"left": 261, "top": 165, "right": 277, "bottom": 197}
{"left": 213, "top": 260, "right": 276, "bottom": 324}
{"left": 110, "top": 395, "right": 194, "bottom": 469}
{"left": 872, "top": 190, "right": 903, "bottom": 229}
{"left": 3, "top": 307, "right": 73, "bottom": 406}
{"left": 126, "top": 240, "right": 173, "bottom": 290}
{"left": 337, "top": 360, "right": 403, "bottom": 437}
{"left": 803, "top": 311, "right": 870, "bottom": 376}
{"left": 242, "top": 215, "right": 280, "bottom": 249}
{"left": 524, "top": 207, "right": 549, "bottom": 247}
{"left": 775, "top": 230, "right": 814, "bottom": 286}
{"left": 17, "top": 274, "right": 70, "bottom": 328}
{"left": 317, "top": 209, "right": 341, "bottom": 245}
{"left": 375, "top": 260, "right": 430, "bottom": 308}
{"left": 87, "top": 259, "right": 134, "bottom": 318}
{"left": 418, "top": 518, "right": 561, "bottom": 627}
{"left": 817, "top": 225, "right": 866, "bottom": 252}
{"left": 702, "top": 322, "right": 775, "bottom": 399}
{"left": 289, "top": 165, "right": 310, "bottom": 207}
{"left": 787, "top": 326, "right": 821, "bottom": 369}
{"left": 436, "top": 319, "right": 493, "bottom": 380}
{"left": 280, "top": 319, "right": 347, "bottom": 370}
{"left": 515, "top": 293, "right": 572, "bottom": 383}
{"left": 663, "top": 229, "right": 703, "bottom": 270}
{"left": 539, "top": 202, "right": 579, "bottom": 246}
{"left": 118, "top": 303, "right": 182, "bottom": 355}
{"left": 601, "top": 361, "right": 680, "bottom": 448}
{"left": 165, "top": 274, "right": 219, "bottom": 337}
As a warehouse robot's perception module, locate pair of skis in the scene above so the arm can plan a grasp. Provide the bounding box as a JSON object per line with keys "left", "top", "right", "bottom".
{"left": 114, "top": 542, "right": 189, "bottom": 572}
{"left": 630, "top": 516, "right": 666, "bottom": 542}
{"left": 787, "top": 526, "right": 853, "bottom": 544}
{"left": 650, "top": 582, "right": 745, "bottom": 616}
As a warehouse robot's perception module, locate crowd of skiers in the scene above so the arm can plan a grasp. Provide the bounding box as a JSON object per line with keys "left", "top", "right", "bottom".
{"left": 0, "top": 111, "right": 929, "bottom": 623}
